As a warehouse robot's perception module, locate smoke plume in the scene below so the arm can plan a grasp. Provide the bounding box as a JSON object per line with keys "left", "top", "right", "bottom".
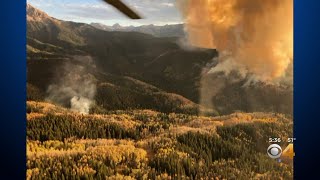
{"left": 177, "top": 0, "right": 293, "bottom": 82}
{"left": 46, "top": 56, "right": 97, "bottom": 114}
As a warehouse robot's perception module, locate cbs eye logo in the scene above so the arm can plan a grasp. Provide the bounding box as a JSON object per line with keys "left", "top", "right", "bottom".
{"left": 267, "top": 144, "right": 282, "bottom": 159}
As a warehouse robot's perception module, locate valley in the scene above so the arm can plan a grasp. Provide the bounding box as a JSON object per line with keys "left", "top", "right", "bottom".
{"left": 26, "top": 4, "right": 293, "bottom": 179}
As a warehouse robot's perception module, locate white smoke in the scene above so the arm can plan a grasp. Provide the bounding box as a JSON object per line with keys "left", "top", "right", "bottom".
{"left": 46, "top": 56, "right": 97, "bottom": 114}
{"left": 70, "top": 96, "right": 92, "bottom": 114}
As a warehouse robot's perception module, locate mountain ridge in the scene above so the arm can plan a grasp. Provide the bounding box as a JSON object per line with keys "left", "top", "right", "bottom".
{"left": 90, "top": 22, "right": 185, "bottom": 38}
{"left": 27, "top": 4, "right": 292, "bottom": 116}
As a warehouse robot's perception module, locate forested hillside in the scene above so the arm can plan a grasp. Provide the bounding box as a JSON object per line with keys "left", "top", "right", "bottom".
{"left": 26, "top": 4, "right": 293, "bottom": 179}
{"left": 27, "top": 101, "right": 293, "bottom": 179}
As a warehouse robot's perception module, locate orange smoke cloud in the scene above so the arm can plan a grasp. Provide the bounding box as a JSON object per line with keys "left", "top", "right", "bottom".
{"left": 178, "top": 0, "right": 293, "bottom": 81}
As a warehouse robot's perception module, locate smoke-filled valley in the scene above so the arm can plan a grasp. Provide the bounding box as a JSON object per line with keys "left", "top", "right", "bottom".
{"left": 26, "top": 3, "right": 293, "bottom": 179}
{"left": 27, "top": 3, "right": 292, "bottom": 116}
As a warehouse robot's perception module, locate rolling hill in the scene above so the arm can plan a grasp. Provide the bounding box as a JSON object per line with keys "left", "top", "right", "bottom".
{"left": 26, "top": 100, "right": 293, "bottom": 179}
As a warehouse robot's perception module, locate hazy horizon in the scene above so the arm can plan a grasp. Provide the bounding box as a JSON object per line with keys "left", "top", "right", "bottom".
{"left": 27, "top": 0, "right": 183, "bottom": 26}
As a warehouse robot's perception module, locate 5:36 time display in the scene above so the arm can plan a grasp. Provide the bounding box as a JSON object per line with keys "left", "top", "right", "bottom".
{"left": 269, "top": 137, "right": 281, "bottom": 143}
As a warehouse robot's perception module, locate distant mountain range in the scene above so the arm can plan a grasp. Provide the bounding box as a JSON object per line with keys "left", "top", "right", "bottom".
{"left": 90, "top": 23, "right": 185, "bottom": 38}
{"left": 27, "top": 4, "right": 293, "bottom": 115}
{"left": 26, "top": 4, "right": 293, "bottom": 179}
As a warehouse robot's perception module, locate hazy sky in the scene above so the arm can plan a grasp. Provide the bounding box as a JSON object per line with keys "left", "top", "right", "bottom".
{"left": 27, "top": 0, "right": 183, "bottom": 26}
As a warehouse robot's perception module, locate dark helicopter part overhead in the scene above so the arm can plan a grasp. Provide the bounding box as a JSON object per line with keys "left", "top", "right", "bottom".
{"left": 102, "top": 0, "right": 142, "bottom": 19}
